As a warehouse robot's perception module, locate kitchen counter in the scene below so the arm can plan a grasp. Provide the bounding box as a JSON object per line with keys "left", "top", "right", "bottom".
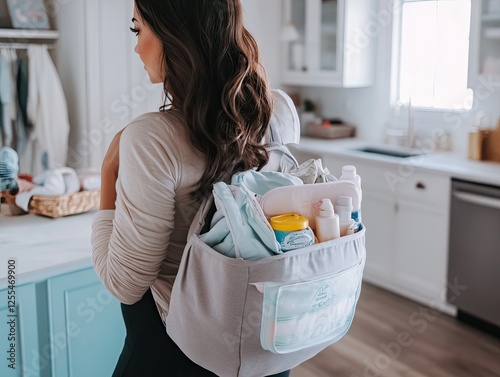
{"left": 0, "top": 211, "right": 96, "bottom": 285}
{"left": 294, "top": 137, "right": 500, "bottom": 187}
{"left": 1, "top": 138, "right": 498, "bottom": 288}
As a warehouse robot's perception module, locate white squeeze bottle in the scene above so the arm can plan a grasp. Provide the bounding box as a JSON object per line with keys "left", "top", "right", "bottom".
{"left": 315, "top": 198, "right": 340, "bottom": 243}
{"left": 335, "top": 196, "right": 356, "bottom": 237}
{"left": 340, "top": 165, "right": 362, "bottom": 230}
{"left": 340, "top": 164, "right": 361, "bottom": 188}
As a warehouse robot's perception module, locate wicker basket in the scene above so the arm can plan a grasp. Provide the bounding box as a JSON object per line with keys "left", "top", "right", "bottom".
{"left": 28, "top": 190, "right": 101, "bottom": 218}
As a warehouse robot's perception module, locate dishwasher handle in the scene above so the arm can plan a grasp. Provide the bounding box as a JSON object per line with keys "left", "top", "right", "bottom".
{"left": 453, "top": 191, "right": 500, "bottom": 210}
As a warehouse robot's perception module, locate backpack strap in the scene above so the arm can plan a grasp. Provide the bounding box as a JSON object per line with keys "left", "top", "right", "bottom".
{"left": 261, "top": 142, "right": 299, "bottom": 173}
{"left": 262, "top": 89, "right": 301, "bottom": 173}
{"left": 265, "top": 89, "right": 301, "bottom": 145}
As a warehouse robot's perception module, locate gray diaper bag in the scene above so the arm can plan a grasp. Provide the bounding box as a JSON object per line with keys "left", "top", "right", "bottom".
{"left": 165, "top": 90, "right": 366, "bottom": 377}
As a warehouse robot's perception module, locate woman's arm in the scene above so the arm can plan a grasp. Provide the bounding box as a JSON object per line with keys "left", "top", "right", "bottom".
{"left": 100, "top": 130, "right": 123, "bottom": 210}
{"left": 92, "top": 121, "right": 179, "bottom": 304}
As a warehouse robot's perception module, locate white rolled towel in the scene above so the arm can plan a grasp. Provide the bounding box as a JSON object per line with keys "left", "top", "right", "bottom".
{"left": 15, "top": 168, "right": 80, "bottom": 211}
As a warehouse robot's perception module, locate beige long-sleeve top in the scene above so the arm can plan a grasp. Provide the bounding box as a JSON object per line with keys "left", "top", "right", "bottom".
{"left": 91, "top": 111, "right": 205, "bottom": 323}
{"left": 91, "top": 90, "right": 300, "bottom": 324}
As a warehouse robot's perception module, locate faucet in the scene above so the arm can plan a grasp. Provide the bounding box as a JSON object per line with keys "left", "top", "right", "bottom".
{"left": 406, "top": 98, "right": 415, "bottom": 148}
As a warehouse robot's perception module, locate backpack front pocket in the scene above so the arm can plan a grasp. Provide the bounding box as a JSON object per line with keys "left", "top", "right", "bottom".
{"left": 259, "top": 261, "right": 364, "bottom": 354}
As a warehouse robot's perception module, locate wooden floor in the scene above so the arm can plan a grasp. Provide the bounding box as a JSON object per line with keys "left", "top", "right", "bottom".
{"left": 291, "top": 283, "right": 500, "bottom": 377}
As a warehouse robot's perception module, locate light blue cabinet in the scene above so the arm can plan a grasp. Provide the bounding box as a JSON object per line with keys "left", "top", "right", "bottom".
{"left": 47, "top": 267, "right": 125, "bottom": 377}
{"left": 1, "top": 267, "right": 125, "bottom": 377}
{"left": 0, "top": 283, "right": 42, "bottom": 377}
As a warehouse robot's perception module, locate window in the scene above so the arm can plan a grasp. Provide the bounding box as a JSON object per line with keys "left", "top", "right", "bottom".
{"left": 396, "top": 0, "right": 473, "bottom": 110}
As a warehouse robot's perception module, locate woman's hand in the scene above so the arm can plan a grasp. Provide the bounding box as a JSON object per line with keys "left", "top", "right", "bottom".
{"left": 100, "top": 129, "right": 124, "bottom": 210}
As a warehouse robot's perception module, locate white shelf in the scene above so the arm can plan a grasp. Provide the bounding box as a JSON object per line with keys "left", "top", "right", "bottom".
{"left": 482, "top": 13, "right": 500, "bottom": 21}
{"left": 478, "top": 73, "right": 500, "bottom": 85}
{"left": 0, "top": 29, "right": 59, "bottom": 40}
{"left": 484, "top": 27, "right": 500, "bottom": 39}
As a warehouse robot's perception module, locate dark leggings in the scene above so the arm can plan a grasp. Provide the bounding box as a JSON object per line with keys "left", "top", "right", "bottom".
{"left": 112, "top": 289, "right": 290, "bottom": 377}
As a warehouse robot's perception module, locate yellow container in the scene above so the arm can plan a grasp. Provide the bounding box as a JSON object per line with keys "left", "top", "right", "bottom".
{"left": 269, "top": 213, "right": 309, "bottom": 232}
{"left": 269, "top": 213, "right": 315, "bottom": 251}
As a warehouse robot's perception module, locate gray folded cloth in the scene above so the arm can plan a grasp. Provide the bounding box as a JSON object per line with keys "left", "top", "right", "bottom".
{"left": 15, "top": 167, "right": 81, "bottom": 211}
{"left": 288, "top": 158, "right": 337, "bottom": 184}
{"left": 0, "top": 147, "right": 19, "bottom": 194}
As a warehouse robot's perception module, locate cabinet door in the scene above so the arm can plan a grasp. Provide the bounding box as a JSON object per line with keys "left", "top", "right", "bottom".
{"left": 282, "top": 0, "right": 374, "bottom": 87}
{"left": 322, "top": 156, "right": 397, "bottom": 287}
{"left": 47, "top": 268, "right": 125, "bottom": 377}
{"left": 1, "top": 284, "right": 42, "bottom": 377}
{"left": 305, "top": 0, "right": 340, "bottom": 79}
{"left": 283, "top": 0, "right": 307, "bottom": 73}
{"left": 283, "top": 0, "right": 340, "bottom": 85}
{"left": 394, "top": 200, "right": 449, "bottom": 302}
{"left": 361, "top": 189, "right": 396, "bottom": 286}
{"left": 468, "top": 0, "right": 500, "bottom": 88}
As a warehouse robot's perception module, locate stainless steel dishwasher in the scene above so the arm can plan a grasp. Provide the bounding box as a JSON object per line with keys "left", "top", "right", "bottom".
{"left": 447, "top": 179, "right": 500, "bottom": 330}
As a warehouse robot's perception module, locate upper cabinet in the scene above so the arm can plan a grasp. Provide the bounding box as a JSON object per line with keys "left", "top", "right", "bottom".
{"left": 469, "top": 0, "right": 500, "bottom": 87}
{"left": 281, "top": 0, "right": 375, "bottom": 87}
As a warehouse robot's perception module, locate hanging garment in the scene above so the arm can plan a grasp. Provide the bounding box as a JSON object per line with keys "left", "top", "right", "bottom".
{"left": 0, "top": 54, "right": 7, "bottom": 146}
{"left": 15, "top": 57, "right": 29, "bottom": 154}
{"left": 0, "top": 49, "right": 15, "bottom": 148}
{"left": 23, "top": 45, "right": 70, "bottom": 176}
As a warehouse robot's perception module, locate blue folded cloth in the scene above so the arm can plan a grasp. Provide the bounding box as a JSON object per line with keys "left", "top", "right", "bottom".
{"left": 230, "top": 170, "right": 303, "bottom": 195}
{"left": 200, "top": 182, "right": 281, "bottom": 260}
{"left": 200, "top": 170, "right": 303, "bottom": 260}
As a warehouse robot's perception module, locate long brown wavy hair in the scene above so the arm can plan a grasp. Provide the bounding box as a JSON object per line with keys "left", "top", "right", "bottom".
{"left": 134, "top": 0, "right": 273, "bottom": 199}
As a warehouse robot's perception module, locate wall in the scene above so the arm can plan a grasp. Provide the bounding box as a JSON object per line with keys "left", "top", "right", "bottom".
{"left": 53, "top": 0, "right": 281, "bottom": 170}
{"left": 55, "top": 0, "right": 163, "bottom": 170}
{"left": 241, "top": 0, "right": 283, "bottom": 89}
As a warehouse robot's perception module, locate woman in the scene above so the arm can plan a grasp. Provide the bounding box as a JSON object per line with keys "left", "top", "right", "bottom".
{"left": 91, "top": 0, "right": 291, "bottom": 376}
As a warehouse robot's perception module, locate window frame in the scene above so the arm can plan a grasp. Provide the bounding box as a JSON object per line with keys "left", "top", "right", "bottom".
{"left": 390, "top": 0, "right": 473, "bottom": 115}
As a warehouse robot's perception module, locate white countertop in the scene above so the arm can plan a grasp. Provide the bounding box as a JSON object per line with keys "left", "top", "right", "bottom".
{"left": 0, "top": 211, "right": 96, "bottom": 286}
{"left": 295, "top": 137, "right": 500, "bottom": 187}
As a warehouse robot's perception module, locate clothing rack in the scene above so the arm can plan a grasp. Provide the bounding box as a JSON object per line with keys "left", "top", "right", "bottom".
{"left": 0, "top": 29, "right": 59, "bottom": 50}
{"left": 0, "top": 43, "right": 56, "bottom": 49}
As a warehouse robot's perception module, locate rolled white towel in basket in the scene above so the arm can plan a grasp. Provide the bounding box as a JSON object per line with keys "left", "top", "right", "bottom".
{"left": 15, "top": 167, "right": 80, "bottom": 211}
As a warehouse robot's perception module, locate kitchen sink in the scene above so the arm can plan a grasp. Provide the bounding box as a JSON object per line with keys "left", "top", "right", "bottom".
{"left": 354, "top": 146, "right": 425, "bottom": 158}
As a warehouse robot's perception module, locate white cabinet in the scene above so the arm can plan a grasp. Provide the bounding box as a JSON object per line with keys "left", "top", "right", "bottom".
{"left": 361, "top": 189, "right": 395, "bottom": 284}
{"left": 281, "top": 0, "right": 375, "bottom": 87}
{"left": 395, "top": 200, "right": 449, "bottom": 299}
{"left": 468, "top": 0, "right": 500, "bottom": 87}
{"left": 320, "top": 155, "right": 451, "bottom": 309}
{"left": 394, "top": 172, "right": 450, "bottom": 304}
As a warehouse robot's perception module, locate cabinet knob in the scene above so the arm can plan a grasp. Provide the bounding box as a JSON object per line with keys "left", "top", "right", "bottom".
{"left": 416, "top": 181, "right": 426, "bottom": 190}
